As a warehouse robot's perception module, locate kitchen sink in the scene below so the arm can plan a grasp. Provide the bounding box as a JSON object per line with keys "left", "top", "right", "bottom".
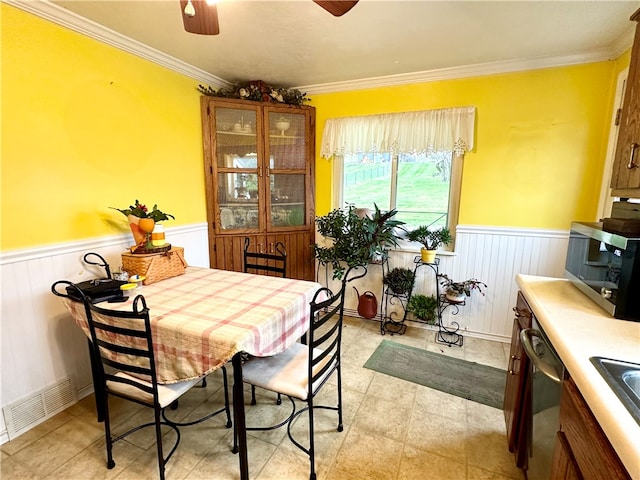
{"left": 590, "top": 357, "right": 640, "bottom": 425}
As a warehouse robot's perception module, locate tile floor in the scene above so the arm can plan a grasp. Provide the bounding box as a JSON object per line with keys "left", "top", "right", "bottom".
{"left": 1, "top": 317, "right": 525, "bottom": 480}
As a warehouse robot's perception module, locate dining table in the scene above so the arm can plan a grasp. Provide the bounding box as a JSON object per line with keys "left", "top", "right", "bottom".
{"left": 63, "top": 266, "right": 323, "bottom": 480}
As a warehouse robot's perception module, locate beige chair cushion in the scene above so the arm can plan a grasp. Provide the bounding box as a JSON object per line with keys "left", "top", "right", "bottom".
{"left": 107, "top": 372, "right": 202, "bottom": 409}
{"left": 242, "top": 343, "right": 335, "bottom": 400}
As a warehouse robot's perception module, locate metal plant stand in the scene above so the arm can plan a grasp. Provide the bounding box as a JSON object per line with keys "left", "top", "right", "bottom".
{"left": 380, "top": 256, "right": 464, "bottom": 346}
{"left": 380, "top": 289, "right": 410, "bottom": 335}
{"left": 379, "top": 255, "right": 411, "bottom": 335}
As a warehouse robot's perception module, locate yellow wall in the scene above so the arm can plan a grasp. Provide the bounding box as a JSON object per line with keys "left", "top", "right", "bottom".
{"left": 1, "top": 4, "right": 205, "bottom": 250}
{"left": 2, "top": 4, "right": 629, "bottom": 250}
{"left": 312, "top": 62, "right": 620, "bottom": 230}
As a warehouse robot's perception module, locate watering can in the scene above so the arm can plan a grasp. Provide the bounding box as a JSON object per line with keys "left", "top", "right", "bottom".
{"left": 353, "top": 287, "right": 378, "bottom": 319}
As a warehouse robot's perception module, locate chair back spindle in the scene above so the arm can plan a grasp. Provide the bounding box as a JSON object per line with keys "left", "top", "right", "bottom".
{"left": 243, "top": 237, "right": 287, "bottom": 277}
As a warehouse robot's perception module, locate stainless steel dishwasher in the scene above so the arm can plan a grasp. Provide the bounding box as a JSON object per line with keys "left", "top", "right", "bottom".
{"left": 520, "top": 316, "right": 564, "bottom": 480}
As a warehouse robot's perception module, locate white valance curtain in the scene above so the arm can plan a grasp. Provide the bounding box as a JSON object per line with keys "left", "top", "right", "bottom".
{"left": 320, "top": 106, "right": 476, "bottom": 158}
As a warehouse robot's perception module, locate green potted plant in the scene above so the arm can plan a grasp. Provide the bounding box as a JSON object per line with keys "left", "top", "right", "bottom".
{"left": 314, "top": 204, "right": 405, "bottom": 280}
{"left": 407, "top": 294, "right": 438, "bottom": 324}
{"left": 406, "top": 226, "right": 453, "bottom": 263}
{"left": 383, "top": 267, "right": 415, "bottom": 296}
{"left": 437, "top": 274, "right": 487, "bottom": 303}
{"left": 111, "top": 199, "right": 175, "bottom": 248}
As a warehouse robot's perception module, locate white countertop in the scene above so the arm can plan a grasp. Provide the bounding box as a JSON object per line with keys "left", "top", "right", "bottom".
{"left": 516, "top": 274, "right": 640, "bottom": 479}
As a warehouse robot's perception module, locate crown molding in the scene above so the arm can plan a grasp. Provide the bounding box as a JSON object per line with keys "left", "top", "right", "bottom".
{"left": 298, "top": 48, "right": 627, "bottom": 95}
{"left": 3, "top": 0, "right": 230, "bottom": 89}
{"left": 5, "top": 0, "right": 634, "bottom": 96}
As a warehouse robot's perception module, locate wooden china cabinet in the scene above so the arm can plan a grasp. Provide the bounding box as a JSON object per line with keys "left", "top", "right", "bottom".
{"left": 610, "top": 8, "right": 640, "bottom": 196}
{"left": 200, "top": 97, "right": 316, "bottom": 280}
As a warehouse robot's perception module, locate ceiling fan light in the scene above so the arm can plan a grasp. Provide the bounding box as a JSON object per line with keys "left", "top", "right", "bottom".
{"left": 184, "top": 0, "right": 196, "bottom": 17}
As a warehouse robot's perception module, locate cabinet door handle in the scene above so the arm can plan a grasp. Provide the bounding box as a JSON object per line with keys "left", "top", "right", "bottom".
{"left": 258, "top": 243, "right": 264, "bottom": 254}
{"left": 258, "top": 166, "right": 263, "bottom": 177}
{"left": 627, "top": 142, "right": 639, "bottom": 170}
{"left": 513, "top": 306, "right": 529, "bottom": 319}
{"left": 508, "top": 354, "right": 520, "bottom": 374}
{"left": 269, "top": 242, "right": 274, "bottom": 253}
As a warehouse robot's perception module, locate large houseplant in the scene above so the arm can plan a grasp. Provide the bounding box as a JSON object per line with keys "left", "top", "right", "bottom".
{"left": 314, "top": 204, "right": 405, "bottom": 280}
{"left": 406, "top": 226, "right": 453, "bottom": 263}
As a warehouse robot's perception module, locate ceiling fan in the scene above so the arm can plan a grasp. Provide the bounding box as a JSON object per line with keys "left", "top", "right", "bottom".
{"left": 179, "top": 0, "right": 359, "bottom": 35}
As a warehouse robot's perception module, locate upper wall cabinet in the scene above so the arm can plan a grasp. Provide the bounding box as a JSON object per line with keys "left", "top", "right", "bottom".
{"left": 611, "top": 9, "right": 640, "bottom": 196}
{"left": 200, "top": 97, "right": 316, "bottom": 280}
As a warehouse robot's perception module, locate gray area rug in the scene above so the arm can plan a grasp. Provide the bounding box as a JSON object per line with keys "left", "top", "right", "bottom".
{"left": 364, "top": 340, "right": 507, "bottom": 409}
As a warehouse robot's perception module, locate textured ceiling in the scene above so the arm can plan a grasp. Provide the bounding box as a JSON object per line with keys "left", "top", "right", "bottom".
{"left": 50, "top": 0, "right": 640, "bottom": 88}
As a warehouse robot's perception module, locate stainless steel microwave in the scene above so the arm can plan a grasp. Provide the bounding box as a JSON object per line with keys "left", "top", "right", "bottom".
{"left": 565, "top": 222, "right": 640, "bottom": 322}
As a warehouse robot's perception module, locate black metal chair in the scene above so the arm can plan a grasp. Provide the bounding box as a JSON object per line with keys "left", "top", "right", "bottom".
{"left": 238, "top": 272, "right": 352, "bottom": 480}
{"left": 51, "top": 281, "right": 232, "bottom": 480}
{"left": 242, "top": 236, "right": 288, "bottom": 404}
{"left": 243, "top": 237, "right": 287, "bottom": 277}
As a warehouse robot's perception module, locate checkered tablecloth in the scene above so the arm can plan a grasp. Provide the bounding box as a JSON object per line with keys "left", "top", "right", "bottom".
{"left": 64, "top": 267, "right": 322, "bottom": 384}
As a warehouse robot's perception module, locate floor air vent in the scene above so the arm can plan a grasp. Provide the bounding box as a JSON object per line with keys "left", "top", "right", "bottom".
{"left": 3, "top": 377, "right": 77, "bottom": 440}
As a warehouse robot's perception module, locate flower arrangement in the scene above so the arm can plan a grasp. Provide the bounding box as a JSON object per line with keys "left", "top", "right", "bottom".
{"left": 198, "top": 80, "right": 310, "bottom": 106}
{"left": 111, "top": 199, "right": 175, "bottom": 223}
{"left": 111, "top": 200, "right": 175, "bottom": 249}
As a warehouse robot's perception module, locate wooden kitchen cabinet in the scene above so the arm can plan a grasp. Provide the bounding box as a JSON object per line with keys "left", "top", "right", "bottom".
{"left": 504, "top": 300, "right": 631, "bottom": 480}
{"left": 503, "top": 291, "right": 532, "bottom": 468}
{"left": 551, "top": 377, "right": 630, "bottom": 480}
{"left": 611, "top": 8, "right": 640, "bottom": 196}
{"left": 550, "top": 430, "right": 582, "bottom": 480}
{"left": 201, "top": 97, "right": 316, "bottom": 280}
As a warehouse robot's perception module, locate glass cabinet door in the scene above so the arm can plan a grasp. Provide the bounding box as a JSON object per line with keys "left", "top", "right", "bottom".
{"left": 214, "top": 106, "right": 260, "bottom": 232}
{"left": 202, "top": 96, "right": 315, "bottom": 279}
{"left": 266, "top": 110, "right": 309, "bottom": 230}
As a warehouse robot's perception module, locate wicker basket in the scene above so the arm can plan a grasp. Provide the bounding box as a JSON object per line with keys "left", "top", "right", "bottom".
{"left": 121, "top": 247, "right": 187, "bottom": 285}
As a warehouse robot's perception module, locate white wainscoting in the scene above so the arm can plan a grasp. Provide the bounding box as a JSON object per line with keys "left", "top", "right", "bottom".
{"left": 322, "top": 224, "right": 570, "bottom": 342}
{"left": 0, "top": 222, "right": 568, "bottom": 443}
{"left": 0, "top": 223, "right": 209, "bottom": 444}
{"left": 440, "top": 225, "right": 569, "bottom": 339}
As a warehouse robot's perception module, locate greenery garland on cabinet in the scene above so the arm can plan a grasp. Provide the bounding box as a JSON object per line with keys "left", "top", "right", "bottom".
{"left": 198, "top": 80, "right": 310, "bottom": 106}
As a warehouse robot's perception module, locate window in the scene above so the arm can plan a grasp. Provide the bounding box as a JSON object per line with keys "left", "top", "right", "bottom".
{"left": 321, "top": 107, "right": 474, "bottom": 246}
{"left": 339, "top": 150, "right": 460, "bottom": 232}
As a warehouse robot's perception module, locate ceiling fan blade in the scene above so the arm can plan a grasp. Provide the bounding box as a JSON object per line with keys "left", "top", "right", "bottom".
{"left": 180, "top": 0, "right": 220, "bottom": 35}
{"left": 313, "top": 1, "right": 359, "bottom": 17}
